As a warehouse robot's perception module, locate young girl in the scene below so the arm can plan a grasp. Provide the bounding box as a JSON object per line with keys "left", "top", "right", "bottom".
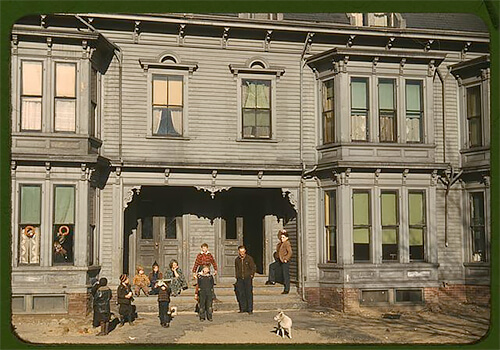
{"left": 165, "top": 259, "right": 188, "bottom": 296}
{"left": 157, "top": 280, "right": 172, "bottom": 328}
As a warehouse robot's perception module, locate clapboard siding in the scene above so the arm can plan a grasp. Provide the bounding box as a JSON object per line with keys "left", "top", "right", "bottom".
{"left": 305, "top": 184, "right": 320, "bottom": 281}
{"left": 99, "top": 183, "right": 115, "bottom": 278}
{"left": 98, "top": 32, "right": 316, "bottom": 167}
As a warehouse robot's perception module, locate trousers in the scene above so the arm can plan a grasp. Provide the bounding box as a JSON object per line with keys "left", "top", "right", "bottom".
{"left": 235, "top": 277, "right": 253, "bottom": 312}
{"left": 198, "top": 290, "right": 213, "bottom": 320}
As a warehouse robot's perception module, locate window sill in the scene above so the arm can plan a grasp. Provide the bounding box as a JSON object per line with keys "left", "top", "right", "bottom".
{"left": 146, "top": 135, "right": 191, "bottom": 141}
{"left": 460, "top": 146, "right": 490, "bottom": 154}
{"left": 463, "top": 262, "right": 489, "bottom": 267}
{"left": 236, "top": 138, "right": 278, "bottom": 143}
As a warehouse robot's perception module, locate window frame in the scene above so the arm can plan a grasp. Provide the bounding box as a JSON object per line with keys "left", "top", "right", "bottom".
{"left": 465, "top": 84, "right": 483, "bottom": 148}
{"left": 350, "top": 77, "right": 370, "bottom": 142}
{"left": 20, "top": 60, "right": 44, "bottom": 132}
{"left": 18, "top": 184, "right": 43, "bottom": 266}
{"left": 405, "top": 79, "right": 424, "bottom": 143}
{"left": 51, "top": 184, "right": 76, "bottom": 266}
{"left": 469, "top": 191, "right": 487, "bottom": 263}
{"left": 408, "top": 190, "right": 427, "bottom": 262}
{"left": 352, "top": 189, "right": 372, "bottom": 262}
{"left": 324, "top": 190, "right": 337, "bottom": 263}
{"left": 53, "top": 61, "right": 78, "bottom": 133}
{"left": 147, "top": 68, "right": 189, "bottom": 139}
{"left": 380, "top": 190, "right": 399, "bottom": 262}
{"left": 236, "top": 73, "right": 277, "bottom": 141}
{"left": 378, "top": 78, "right": 397, "bottom": 143}
{"left": 321, "top": 78, "right": 335, "bottom": 144}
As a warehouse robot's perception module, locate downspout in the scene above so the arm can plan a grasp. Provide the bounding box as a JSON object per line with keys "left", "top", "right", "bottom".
{"left": 298, "top": 32, "right": 314, "bottom": 302}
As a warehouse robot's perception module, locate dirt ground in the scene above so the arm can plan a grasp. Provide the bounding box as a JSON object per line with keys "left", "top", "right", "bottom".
{"left": 10, "top": 303, "right": 491, "bottom": 345}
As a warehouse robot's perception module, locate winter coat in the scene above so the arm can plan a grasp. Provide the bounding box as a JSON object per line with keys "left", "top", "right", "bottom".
{"left": 277, "top": 240, "right": 292, "bottom": 263}
{"left": 117, "top": 283, "right": 133, "bottom": 305}
{"left": 94, "top": 286, "right": 112, "bottom": 322}
{"left": 235, "top": 254, "right": 256, "bottom": 279}
{"left": 158, "top": 286, "right": 171, "bottom": 302}
{"left": 148, "top": 271, "right": 163, "bottom": 286}
{"left": 192, "top": 252, "right": 218, "bottom": 273}
{"left": 133, "top": 273, "right": 150, "bottom": 287}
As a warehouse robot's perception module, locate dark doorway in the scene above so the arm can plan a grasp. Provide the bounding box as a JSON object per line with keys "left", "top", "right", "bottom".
{"left": 243, "top": 214, "right": 264, "bottom": 274}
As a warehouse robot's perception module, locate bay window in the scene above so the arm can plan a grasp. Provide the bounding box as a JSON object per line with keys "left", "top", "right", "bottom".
{"left": 52, "top": 186, "right": 75, "bottom": 264}
{"left": 409, "top": 191, "right": 426, "bottom": 261}
{"left": 54, "top": 63, "right": 77, "bottom": 132}
{"left": 353, "top": 190, "right": 371, "bottom": 261}
{"left": 405, "top": 80, "right": 423, "bottom": 143}
{"left": 351, "top": 78, "right": 369, "bottom": 141}
{"left": 381, "top": 191, "right": 399, "bottom": 261}
{"left": 325, "top": 190, "right": 337, "bottom": 262}
{"left": 379, "top": 79, "right": 397, "bottom": 142}
{"left": 19, "top": 185, "right": 41, "bottom": 265}
{"left": 322, "top": 79, "right": 335, "bottom": 144}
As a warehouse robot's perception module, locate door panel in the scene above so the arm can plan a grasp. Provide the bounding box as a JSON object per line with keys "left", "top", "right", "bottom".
{"left": 159, "top": 216, "right": 182, "bottom": 269}
{"left": 284, "top": 218, "right": 298, "bottom": 282}
{"left": 221, "top": 217, "right": 243, "bottom": 276}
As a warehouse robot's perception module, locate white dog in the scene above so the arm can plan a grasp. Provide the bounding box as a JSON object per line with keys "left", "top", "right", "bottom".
{"left": 273, "top": 311, "right": 292, "bottom": 339}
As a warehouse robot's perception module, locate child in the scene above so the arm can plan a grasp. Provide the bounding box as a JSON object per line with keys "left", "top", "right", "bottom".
{"left": 117, "top": 274, "right": 135, "bottom": 326}
{"left": 133, "top": 266, "right": 150, "bottom": 296}
{"left": 197, "top": 265, "right": 215, "bottom": 321}
{"left": 93, "top": 277, "right": 112, "bottom": 336}
{"left": 157, "top": 280, "right": 172, "bottom": 328}
{"left": 149, "top": 262, "right": 163, "bottom": 295}
{"left": 192, "top": 243, "right": 219, "bottom": 302}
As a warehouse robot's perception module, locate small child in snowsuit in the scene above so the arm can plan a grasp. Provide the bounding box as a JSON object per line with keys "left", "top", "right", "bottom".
{"left": 133, "top": 266, "right": 150, "bottom": 296}
{"left": 117, "top": 274, "right": 135, "bottom": 326}
{"left": 157, "top": 280, "right": 172, "bottom": 327}
{"left": 197, "top": 265, "right": 215, "bottom": 321}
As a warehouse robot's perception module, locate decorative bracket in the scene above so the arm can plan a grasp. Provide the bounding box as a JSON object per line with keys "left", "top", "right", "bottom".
{"left": 133, "top": 21, "right": 141, "bottom": 44}
{"left": 481, "top": 68, "right": 490, "bottom": 81}
{"left": 195, "top": 185, "right": 231, "bottom": 199}
{"left": 344, "top": 168, "right": 351, "bottom": 185}
{"left": 347, "top": 34, "right": 356, "bottom": 48}
{"left": 45, "top": 162, "right": 51, "bottom": 180}
{"left": 82, "top": 40, "right": 90, "bottom": 59}
{"left": 46, "top": 37, "right": 53, "bottom": 56}
{"left": 481, "top": 174, "right": 490, "bottom": 188}
{"left": 402, "top": 168, "right": 409, "bottom": 185}
{"left": 374, "top": 168, "right": 381, "bottom": 185}
{"left": 178, "top": 24, "right": 186, "bottom": 46}
{"left": 164, "top": 168, "right": 170, "bottom": 185}
{"left": 431, "top": 169, "right": 438, "bottom": 186}
{"left": 372, "top": 57, "right": 379, "bottom": 74}
{"left": 399, "top": 58, "right": 406, "bottom": 75}
{"left": 461, "top": 42, "right": 472, "bottom": 59}
{"left": 222, "top": 27, "right": 230, "bottom": 49}
{"left": 124, "top": 186, "right": 141, "bottom": 208}
{"left": 331, "top": 170, "right": 340, "bottom": 185}
{"left": 41, "top": 15, "right": 47, "bottom": 28}
{"left": 386, "top": 37, "right": 395, "bottom": 50}
{"left": 332, "top": 61, "right": 340, "bottom": 74}
{"left": 264, "top": 30, "right": 272, "bottom": 51}
{"left": 305, "top": 32, "right": 315, "bottom": 54}
{"left": 428, "top": 60, "right": 436, "bottom": 77}
{"left": 424, "top": 39, "right": 434, "bottom": 52}
{"left": 257, "top": 171, "right": 264, "bottom": 187}
{"left": 11, "top": 34, "right": 18, "bottom": 55}
{"left": 281, "top": 188, "right": 298, "bottom": 212}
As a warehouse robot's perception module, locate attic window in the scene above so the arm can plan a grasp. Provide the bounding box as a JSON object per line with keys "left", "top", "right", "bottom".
{"left": 349, "top": 13, "right": 404, "bottom": 28}
{"left": 161, "top": 55, "right": 178, "bottom": 64}
{"left": 239, "top": 13, "right": 283, "bottom": 21}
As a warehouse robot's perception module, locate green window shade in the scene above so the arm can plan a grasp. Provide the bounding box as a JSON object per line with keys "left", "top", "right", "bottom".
{"left": 381, "top": 192, "right": 397, "bottom": 226}
{"left": 354, "top": 228, "right": 370, "bottom": 244}
{"left": 351, "top": 79, "right": 368, "bottom": 109}
{"left": 406, "top": 81, "right": 422, "bottom": 111}
{"left": 382, "top": 229, "right": 397, "bottom": 244}
{"left": 409, "top": 192, "right": 424, "bottom": 225}
{"left": 379, "top": 80, "right": 395, "bottom": 110}
{"left": 467, "top": 86, "right": 481, "bottom": 118}
{"left": 353, "top": 192, "right": 369, "bottom": 225}
{"left": 409, "top": 228, "right": 424, "bottom": 245}
{"left": 20, "top": 185, "right": 41, "bottom": 224}
{"left": 243, "top": 80, "right": 270, "bottom": 108}
{"left": 54, "top": 186, "right": 75, "bottom": 224}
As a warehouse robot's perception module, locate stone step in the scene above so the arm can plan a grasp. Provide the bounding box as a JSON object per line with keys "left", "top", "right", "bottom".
{"left": 132, "top": 300, "right": 307, "bottom": 313}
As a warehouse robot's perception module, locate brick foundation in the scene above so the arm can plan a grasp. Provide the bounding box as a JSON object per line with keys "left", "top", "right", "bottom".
{"left": 305, "top": 284, "right": 490, "bottom": 312}
{"left": 67, "top": 293, "right": 91, "bottom": 316}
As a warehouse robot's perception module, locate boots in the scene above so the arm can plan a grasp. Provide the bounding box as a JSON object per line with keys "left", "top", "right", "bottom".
{"left": 96, "top": 321, "right": 105, "bottom": 336}
{"left": 103, "top": 321, "right": 109, "bottom": 335}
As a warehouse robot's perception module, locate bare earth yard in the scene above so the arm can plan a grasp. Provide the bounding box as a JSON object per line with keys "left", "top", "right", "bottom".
{"left": 11, "top": 303, "right": 490, "bottom": 345}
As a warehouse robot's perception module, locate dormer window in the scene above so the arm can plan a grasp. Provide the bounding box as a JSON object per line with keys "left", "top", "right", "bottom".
{"left": 349, "top": 13, "right": 405, "bottom": 28}
{"left": 239, "top": 13, "right": 283, "bottom": 21}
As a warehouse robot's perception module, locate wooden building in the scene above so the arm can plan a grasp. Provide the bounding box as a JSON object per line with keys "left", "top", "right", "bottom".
{"left": 10, "top": 13, "right": 490, "bottom": 314}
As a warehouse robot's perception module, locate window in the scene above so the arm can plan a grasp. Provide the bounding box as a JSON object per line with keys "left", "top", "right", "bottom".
{"left": 381, "top": 191, "right": 399, "bottom": 261}
{"left": 379, "top": 79, "right": 397, "bottom": 142}
{"left": 405, "top": 80, "right": 423, "bottom": 142}
{"left": 395, "top": 289, "right": 423, "bottom": 303}
{"left": 325, "top": 190, "right": 337, "bottom": 262}
{"left": 351, "top": 78, "right": 369, "bottom": 141}
{"left": 19, "top": 185, "right": 41, "bottom": 265}
{"left": 466, "top": 85, "right": 482, "bottom": 147}
{"left": 52, "top": 186, "right": 75, "bottom": 264}
{"left": 142, "top": 217, "right": 153, "bottom": 239}
{"left": 353, "top": 190, "right": 371, "bottom": 261}
{"left": 322, "top": 79, "right": 335, "bottom": 144}
{"left": 242, "top": 79, "right": 271, "bottom": 138}
{"left": 225, "top": 216, "right": 237, "bottom": 240}
{"left": 470, "top": 192, "right": 486, "bottom": 262}
{"left": 152, "top": 75, "right": 183, "bottom": 136}
{"left": 165, "top": 216, "right": 177, "bottom": 239}
{"left": 90, "top": 68, "right": 98, "bottom": 137}
{"left": 54, "top": 63, "right": 77, "bottom": 132}
{"left": 20, "top": 61, "right": 43, "bottom": 131}
{"left": 408, "top": 191, "right": 426, "bottom": 261}
{"left": 360, "top": 290, "right": 389, "bottom": 304}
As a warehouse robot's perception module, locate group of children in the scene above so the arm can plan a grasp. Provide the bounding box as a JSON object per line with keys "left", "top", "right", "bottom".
{"left": 91, "top": 243, "right": 219, "bottom": 335}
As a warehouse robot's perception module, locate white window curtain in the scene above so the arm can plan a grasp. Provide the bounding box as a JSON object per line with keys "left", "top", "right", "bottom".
{"left": 21, "top": 98, "right": 42, "bottom": 130}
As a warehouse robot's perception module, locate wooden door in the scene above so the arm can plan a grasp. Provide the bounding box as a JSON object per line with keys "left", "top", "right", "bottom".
{"left": 220, "top": 216, "right": 243, "bottom": 276}
{"left": 136, "top": 216, "right": 182, "bottom": 273}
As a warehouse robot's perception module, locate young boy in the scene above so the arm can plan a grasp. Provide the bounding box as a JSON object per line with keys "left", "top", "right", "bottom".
{"left": 93, "top": 277, "right": 112, "bottom": 336}
{"left": 133, "top": 266, "right": 150, "bottom": 296}
{"left": 157, "top": 280, "right": 172, "bottom": 328}
{"left": 192, "top": 243, "right": 219, "bottom": 302}
{"left": 117, "top": 274, "right": 135, "bottom": 326}
{"left": 197, "top": 265, "right": 215, "bottom": 321}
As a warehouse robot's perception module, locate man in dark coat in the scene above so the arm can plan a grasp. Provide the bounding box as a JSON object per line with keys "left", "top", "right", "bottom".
{"left": 117, "top": 274, "right": 135, "bottom": 326}
{"left": 234, "top": 245, "right": 256, "bottom": 314}
{"left": 93, "top": 277, "right": 112, "bottom": 336}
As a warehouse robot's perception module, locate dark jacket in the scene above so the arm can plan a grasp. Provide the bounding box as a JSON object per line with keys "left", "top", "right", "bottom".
{"left": 117, "top": 283, "right": 133, "bottom": 305}
{"left": 149, "top": 271, "right": 163, "bottom": 285}
{"left": 235, "top": 254, "right": 256, "bottom": 279}
{"left": 158, "top": 286, "right": 171, "bottom": 302}
{"left": 197, "top": 274, "right": 215, "bottom": 292}
{"left": 94, "top": 286, "right": 112, "bottom": 317}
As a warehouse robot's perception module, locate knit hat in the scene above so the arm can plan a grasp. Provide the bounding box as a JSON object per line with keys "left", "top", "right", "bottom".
{"left": 99, "top": 277, "right": 108, "bottom": 286}
{"left": 119, "top": 274, "right": 128, "bottom": 283}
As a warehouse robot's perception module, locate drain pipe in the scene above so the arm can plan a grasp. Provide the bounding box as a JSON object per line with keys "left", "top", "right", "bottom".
{"left": 298, "top": 32, "right": 314, "bottom": 302}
